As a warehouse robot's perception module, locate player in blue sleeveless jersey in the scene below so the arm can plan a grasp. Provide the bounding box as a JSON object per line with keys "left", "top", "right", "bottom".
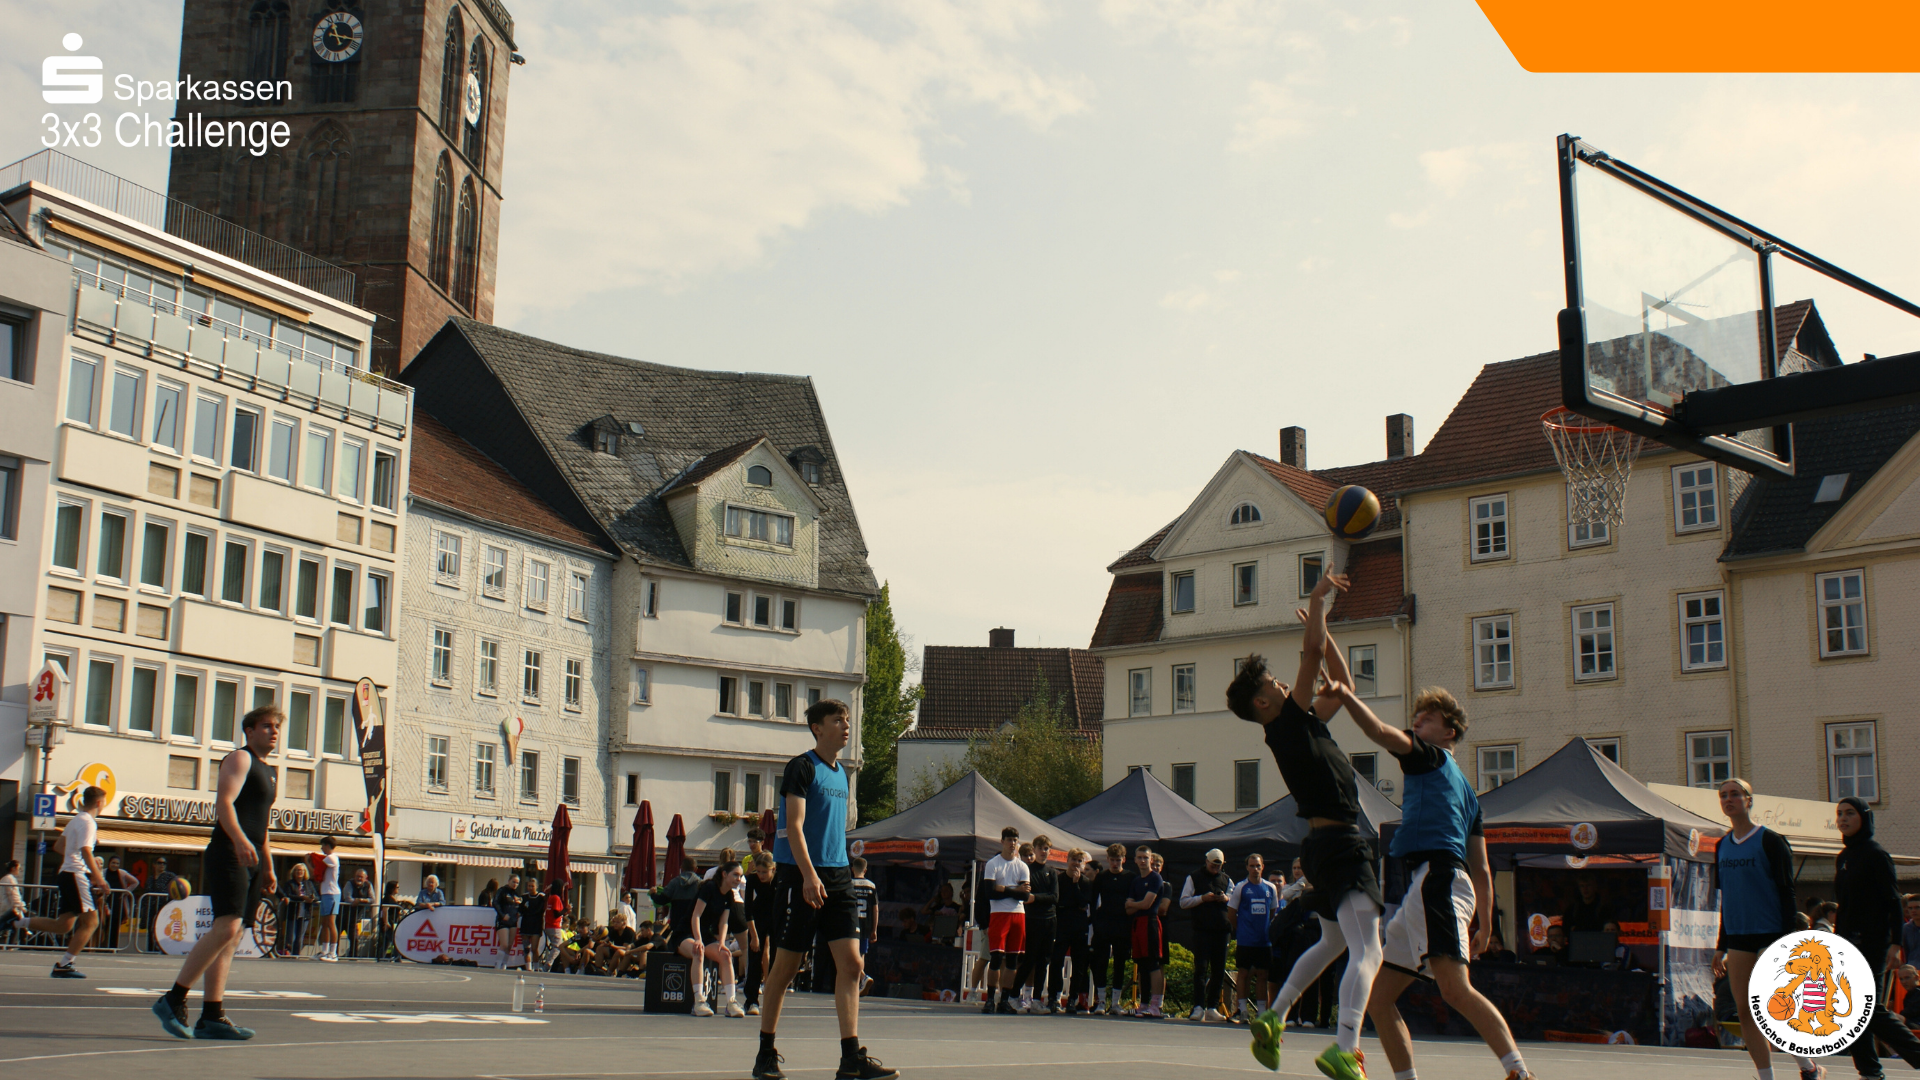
{"left": 1712, "top": 778, "right": 1823, "bottom": 1080}
{"left": 1327, "top": 669, "right": 1532, "bottom": 1080}
{"left": 753, "top": 698, "right": 895, "bottom": 1080}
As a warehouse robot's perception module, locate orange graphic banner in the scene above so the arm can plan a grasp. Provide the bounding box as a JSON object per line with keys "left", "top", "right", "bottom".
{"left": 1475, "top": 1, "right": 1920, "bottom": 72}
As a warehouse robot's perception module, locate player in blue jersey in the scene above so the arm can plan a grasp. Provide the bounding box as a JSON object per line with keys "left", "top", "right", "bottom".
{"left": 1328, "top": 671, "right": 1532, "bottom": 1080}
{"left": 1711, "top": 778, "right": 1823, "bottom": 1080}
{"left": 753, "top": 698, "right": 896, "bottom": 1080}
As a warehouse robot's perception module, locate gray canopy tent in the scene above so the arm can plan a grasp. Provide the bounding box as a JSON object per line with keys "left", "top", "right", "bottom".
{"left": 1046, "top": 767, "right": 1225, "bottom": 848}
{"left": 1157, "top": 780, "right": 1402, "bottom": 872}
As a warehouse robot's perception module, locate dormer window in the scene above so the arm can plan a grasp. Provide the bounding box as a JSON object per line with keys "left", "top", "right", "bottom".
{"left": 586, "top": 415, "right": 625, "bottom": 457}
{"left": 799, "top": 461, "right": 822, "bottom": 484}
{"left": 595, "top": 430, "right": 618, "bottom": 455}
{"left": 788, "top": 447, "right": 826, "bottom": 485}
{"left": 747, "top": 464, "right": 773, "bottom": 487}
{"left": 1230, "top": 503, "right": 1262, "bottom": 526}
{"left": 726, "top": 506, "right": 794, "bottom": 546}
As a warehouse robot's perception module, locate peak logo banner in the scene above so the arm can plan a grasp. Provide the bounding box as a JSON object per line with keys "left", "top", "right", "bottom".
{"left": 1751, "top": 931, "right": 1875, "bottom": 1056}
{"left": 393, "top": 906, "right": 520, "bottom": 965}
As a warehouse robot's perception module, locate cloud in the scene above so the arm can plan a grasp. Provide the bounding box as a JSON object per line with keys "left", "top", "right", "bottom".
{"left": 1229, "top": 78, "right": 1317, "bottom": 151}
{"left": 1159, "top": 285, "right": 1220, "bottom": 311}
{"left": 495, "top": 0, "right": 1088, "bottom": 318}
{"left": 1416, "top": 141, "right": 1532, "bottom": 197}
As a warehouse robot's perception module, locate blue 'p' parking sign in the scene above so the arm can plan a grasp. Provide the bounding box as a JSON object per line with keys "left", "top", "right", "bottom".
{"left": 32, "top": 793, "right": 56, "bottom": 831}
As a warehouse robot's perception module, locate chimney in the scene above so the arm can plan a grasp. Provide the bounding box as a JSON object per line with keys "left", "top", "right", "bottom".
{"left": 988, "top": 627, "right": 1015, "bottom": 648}
{"left": 1386, "top": 414, "right": 1414, "bottom": 460}
{"left": 1278, "top": 426, "right": 1307, "bottom": 470}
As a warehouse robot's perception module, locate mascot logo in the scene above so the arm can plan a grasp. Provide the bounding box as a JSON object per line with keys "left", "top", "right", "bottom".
{"left": 1753, "top": 931, "right": 1874, "bottom": 1055}
{"left": 58, "top": 762, "right": 117, "bottom": 811}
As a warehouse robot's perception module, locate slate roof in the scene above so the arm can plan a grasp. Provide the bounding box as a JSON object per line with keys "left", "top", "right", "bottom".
{"left": 1722, "top": 402, "right": 1920, "bottom": 560}
{"left": 1326, "top": 537, "right": 1406, "bottom": 623}
{"left": 1089, "top": 571, "right": 1165, "bottom": 649}
{"left": 409, "top": 412, "right": 613, "bottom": 552}
{"left": 403, "top": 319, "right": 879, "bottom": 598}
{"left": 656, "top": 435, "right": 763, "bottom": 497}
{"left": 916, "top": 646, "right": 1105, "bottom": 733}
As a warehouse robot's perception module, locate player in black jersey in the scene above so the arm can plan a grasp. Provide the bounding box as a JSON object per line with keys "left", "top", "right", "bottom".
{"left": 1225, "top": 571, "right": 1376, "bottom": 1080}
{"left": 152, "top": 704, "right": 282, "bottom": 1041}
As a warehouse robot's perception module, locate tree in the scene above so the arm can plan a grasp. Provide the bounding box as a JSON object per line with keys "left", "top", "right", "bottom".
{"left": 902, "top": 671, "right": 1103, "bottom": 820}
{"left": 858, "top": 583, "right": 923, "bottom": 826}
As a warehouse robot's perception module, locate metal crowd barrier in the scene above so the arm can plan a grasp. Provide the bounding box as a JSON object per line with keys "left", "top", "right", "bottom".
{"left": 0, "top": 884, "right": 139, "bottom": 953}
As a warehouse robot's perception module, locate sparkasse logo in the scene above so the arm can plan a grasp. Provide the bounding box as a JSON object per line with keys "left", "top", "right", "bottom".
{"left": 43, "top": 33, "right": 102, "bottom": 104}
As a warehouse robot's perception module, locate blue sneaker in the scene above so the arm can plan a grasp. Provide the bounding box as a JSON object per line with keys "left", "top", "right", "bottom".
{"left": 153, "top": 995, "right": 194, "bottom": 1039}
{"left": 51, "top": 962, "right": 85, "bottom": 979}
{"left": 193, "top": 1016, "right": 256, "bottom": 1040}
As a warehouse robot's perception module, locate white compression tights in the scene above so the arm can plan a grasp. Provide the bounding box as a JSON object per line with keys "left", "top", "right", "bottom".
{"left": 1270, "top": 892, "right": 1383, "bottom": 1055}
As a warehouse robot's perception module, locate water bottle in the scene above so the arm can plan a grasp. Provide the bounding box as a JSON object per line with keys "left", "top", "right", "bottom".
{"left": 512, "top": 973, "right": 525, "bottom": 1013}
{"left": 535, "top": 983, "right": 545, "bottom": 1014}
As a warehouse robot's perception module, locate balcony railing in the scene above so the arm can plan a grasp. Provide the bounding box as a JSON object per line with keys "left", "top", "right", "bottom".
{"left": 0, "top": 149, "right": 358, "bottom": 306}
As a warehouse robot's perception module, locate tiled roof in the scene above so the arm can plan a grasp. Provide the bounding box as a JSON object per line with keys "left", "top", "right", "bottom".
{"left": 409, "top": 412, "right": 613, "bottom": 552}
{"left": 1089, "top": 571, "right": 1165, "bottom": 649}
{"left": 1327, "top": 538, "right": 1406, "bottom": 622}
{"left": 916, "top": 646, "right": 1105, "bottom": 732}
{"left": 1109, "top": 519, "right": 1177, "bottom": 572}
{"left": 404, "top": 319, "right": 879, "bottom": 598}
{"left": 1248, "top": 453, "right": 1338, "bottom": 509}
{"left": 1723, "top": 402, "right": 1920, "bottom": 560}
{"left": 1397, "top": 351, "right": 1564, "bottom": 493}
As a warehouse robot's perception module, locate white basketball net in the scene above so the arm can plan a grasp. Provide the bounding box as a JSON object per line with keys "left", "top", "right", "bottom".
{"left": 1542, "top": 407, "right": 1645, "bottom": 529}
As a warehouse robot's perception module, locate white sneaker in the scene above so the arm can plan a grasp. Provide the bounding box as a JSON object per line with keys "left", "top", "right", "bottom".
{"left": 1188, "top": 1006, "right": 1204, "bottom": 1021}
{"left": 746, "top": 1003, "right": 761, "bottom": 1015}
{"left": 692, "top": 995, "right": 714, "bottom": 1017}
{"left": 724, "top": 993, "right": 745, "bottom": 1018}
{"left": 1141, "top": 1003, "right": 1164, "bottom": 1018}
{"left": 1204, "top": 1008, "right": 1229, "bottom": 1022}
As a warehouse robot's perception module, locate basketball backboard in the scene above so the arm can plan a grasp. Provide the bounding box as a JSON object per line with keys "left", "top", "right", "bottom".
{"left": 1556, "top": 134, "right": 1920, "bottom": 476}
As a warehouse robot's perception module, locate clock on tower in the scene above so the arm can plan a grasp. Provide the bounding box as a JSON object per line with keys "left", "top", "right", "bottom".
{"left": 166, "top": 0, "right": 515, "bottom": 374}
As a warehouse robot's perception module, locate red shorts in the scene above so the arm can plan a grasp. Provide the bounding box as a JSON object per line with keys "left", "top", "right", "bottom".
{"left": 987, "top": 911, "right": 1027, "bottom": 954}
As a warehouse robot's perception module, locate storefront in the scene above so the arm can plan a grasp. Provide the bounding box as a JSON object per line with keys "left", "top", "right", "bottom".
{"left": 385, "top": 806, "right": 619, "bottom": 918}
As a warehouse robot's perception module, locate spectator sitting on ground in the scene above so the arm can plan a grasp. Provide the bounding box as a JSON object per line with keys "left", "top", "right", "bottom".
{"left": 601, "top": 912, "right": 642, "bottom": 975}
{"left": 630, "top": 921, "right": 658, "bottom": 976}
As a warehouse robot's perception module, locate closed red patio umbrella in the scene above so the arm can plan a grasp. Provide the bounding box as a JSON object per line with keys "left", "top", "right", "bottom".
{"left": 759, "top": 807, "right": 776, "bottom": 842}
{"left": 544, "top": 803, "right": 574, "bottom": 890}
{"left": 623, "top": 801, "right": 655, "bottom": 892}
{"left": 663, "top": 813, "right": 687, "bottom": 880}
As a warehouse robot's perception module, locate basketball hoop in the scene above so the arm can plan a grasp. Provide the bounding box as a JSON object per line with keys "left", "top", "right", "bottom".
{"left": 1542, "top": 407, "right": 1645, "bottom": 528}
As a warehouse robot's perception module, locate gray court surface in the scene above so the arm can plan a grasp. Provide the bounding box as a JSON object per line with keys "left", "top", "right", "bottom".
{"left": 0, "top": 951, "right": 1787, "bottom": 1078}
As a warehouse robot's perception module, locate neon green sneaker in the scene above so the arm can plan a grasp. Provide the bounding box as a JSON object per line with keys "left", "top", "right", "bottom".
{"left": 1313, "top": 1043, "right": 1366, "bottom": 1080}
{"left": 1248, "top": 1009, "right": 1283, "bottom": 1071}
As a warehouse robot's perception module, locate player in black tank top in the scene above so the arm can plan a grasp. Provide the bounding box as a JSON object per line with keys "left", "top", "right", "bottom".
{"left": 153, "top": 704, "right": 284, "bottom": 1043}
{"left": 1223, "top": 570, "right": 1382, "bottom": 1078}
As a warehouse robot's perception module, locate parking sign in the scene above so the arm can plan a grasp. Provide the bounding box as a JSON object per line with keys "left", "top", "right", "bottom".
{"left": 32, "top": 793, "right": 56, "bottom": 831}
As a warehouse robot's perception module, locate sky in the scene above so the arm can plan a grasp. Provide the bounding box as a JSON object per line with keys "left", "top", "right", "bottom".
{"left": 6, "top": 1, "right": 1919, "bottom": 663}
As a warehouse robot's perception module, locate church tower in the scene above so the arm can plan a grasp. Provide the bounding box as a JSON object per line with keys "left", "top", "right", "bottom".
{"left": 168, "top": 0, "right": 513, "bottom": 374}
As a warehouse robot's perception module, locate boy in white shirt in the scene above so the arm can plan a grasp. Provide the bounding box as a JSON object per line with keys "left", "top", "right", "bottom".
{"left": 981, "top": 826, "right": 1031, "bottom": 1014}
{"left": 0, "top": 786, "right": 108, "bottom": 977}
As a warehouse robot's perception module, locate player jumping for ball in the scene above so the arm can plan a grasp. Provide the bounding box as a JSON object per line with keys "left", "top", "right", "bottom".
{"left": 752, "top": 698, "right": 895, "bottom": 1080}
{"left": 1225, "top": 570, "right": 1377, "bottom": 1080}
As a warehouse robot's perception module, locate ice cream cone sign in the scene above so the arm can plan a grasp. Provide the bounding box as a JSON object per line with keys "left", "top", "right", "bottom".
{"left": 503, "top": 716, "right": 524, "bottom": 765}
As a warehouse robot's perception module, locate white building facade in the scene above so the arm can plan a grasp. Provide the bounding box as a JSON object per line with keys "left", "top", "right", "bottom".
{"left": 403, "top": 322, "right": 878, "bottom": 874}
{"left": 1, "top": 166, "right": 407, "bottom": 880}
{"left": 389, "top": 415, "right": 619, "bottom": 905}
{"left": 1092, "top": 434, "right": 1414, "bottom": 820}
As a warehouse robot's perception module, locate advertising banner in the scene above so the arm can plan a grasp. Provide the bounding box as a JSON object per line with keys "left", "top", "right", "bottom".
{"left": 351, "top": 678, "right": 387, "bottom": 836}
{"left": 394, "top": 905, "right": 520, "bottom": 965}
{"left": 153, "top": 897, "right": 267, "bottom": 959}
